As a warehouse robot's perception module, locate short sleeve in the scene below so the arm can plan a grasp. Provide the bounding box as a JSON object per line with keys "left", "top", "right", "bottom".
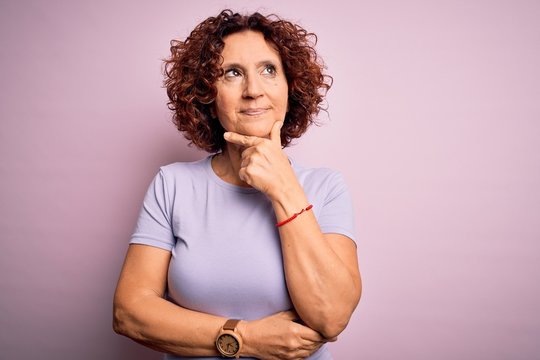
{"left": 130, "top": 169, "right": 176, "bottom": 251}
{"left": 318, "top": 171, "right": 357, "bottom": 244}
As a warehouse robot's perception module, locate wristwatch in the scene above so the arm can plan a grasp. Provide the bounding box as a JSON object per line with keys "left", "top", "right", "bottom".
{"left": 215, "top": 319, "right": 243, "bottom": 358}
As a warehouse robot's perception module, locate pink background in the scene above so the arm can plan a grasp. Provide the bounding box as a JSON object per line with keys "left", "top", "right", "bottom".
{"left": 1, "top": 0, "right": 539, "bottom": 359}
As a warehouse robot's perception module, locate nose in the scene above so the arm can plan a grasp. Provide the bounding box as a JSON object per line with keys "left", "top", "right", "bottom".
{"left": 242, "top": 74, "right": 264, "bottom": 99}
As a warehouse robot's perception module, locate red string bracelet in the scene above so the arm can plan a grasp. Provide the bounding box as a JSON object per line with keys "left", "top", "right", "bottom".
{"left": 275, "top": 204, "right": 313, "bottom": 227}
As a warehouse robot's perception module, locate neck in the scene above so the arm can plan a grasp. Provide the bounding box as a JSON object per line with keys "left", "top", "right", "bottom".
{"left": 211, "top": 144, "right": 250, "bottom": 187}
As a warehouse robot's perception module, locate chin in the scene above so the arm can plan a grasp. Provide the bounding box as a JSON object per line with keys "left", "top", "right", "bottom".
{"left": 237, "top": 125, "right": 273, "bottom": 138}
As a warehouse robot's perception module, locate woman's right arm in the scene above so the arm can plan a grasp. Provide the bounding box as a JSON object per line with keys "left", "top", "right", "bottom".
{"left": 113, "top": 244, "right": 226, "bottom": 356}
{"left": 113, "top": 244, "right": 329, "bottom": 359}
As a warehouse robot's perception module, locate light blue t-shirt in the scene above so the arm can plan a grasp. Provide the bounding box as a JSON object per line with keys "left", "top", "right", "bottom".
{"left": 131, "top": 155, "right": 356, "bottom": 360}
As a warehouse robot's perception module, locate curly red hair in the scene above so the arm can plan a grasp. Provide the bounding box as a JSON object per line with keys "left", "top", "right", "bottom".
{"left": 163, "top": 9, "right": 332, "bottom": 153}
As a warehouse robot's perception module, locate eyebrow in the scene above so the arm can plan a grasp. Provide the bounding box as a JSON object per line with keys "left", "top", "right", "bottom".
{"left": 221, "top": 60, "right": 278, "bottom": 69}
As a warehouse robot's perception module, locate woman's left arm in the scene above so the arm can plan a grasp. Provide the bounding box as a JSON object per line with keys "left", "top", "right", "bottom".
{"left": 224, "top": 122, "right": 362, "bottom": 339}
{"left": 274, "top": 205, "right": 361, "bottom": 340}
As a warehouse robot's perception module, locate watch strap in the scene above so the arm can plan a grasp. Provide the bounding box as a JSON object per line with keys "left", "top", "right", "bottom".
{"left": 223, "top": 319, "right": 241, "bottom": 331}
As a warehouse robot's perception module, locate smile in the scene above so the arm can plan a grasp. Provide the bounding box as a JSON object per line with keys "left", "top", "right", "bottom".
{"left": 240, "top": 108, "right": 270, "bottom": 116}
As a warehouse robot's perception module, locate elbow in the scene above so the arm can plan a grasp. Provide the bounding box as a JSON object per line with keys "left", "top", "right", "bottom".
{"left": 320, "top": 326, "right": 345, "bottom": 341}
{"left": 113, "top": 288, "right": 161, "bottom": 342}
{"left": 319, "top": 318, "right": 349, "bottom": 340}
{"left": 112, "top": 299, "right": 139, "bottom": 338}
{"left": 318, "top": 284, "right": 362, "bottom": 339}
{"left": 312, "top": 303, "right": 353, "bottom": 339}
{"left": 112, "top": 303, "right": 129, "bottom": 336}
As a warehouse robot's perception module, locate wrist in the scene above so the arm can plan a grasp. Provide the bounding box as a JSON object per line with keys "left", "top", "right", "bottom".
{"left": 236, "top": 320, "right": 255, "bottom": 358}
{"left": 216, "top": 319, "right": 243, "bottom": 358}
{"left": 265, "top": 162, "right": 302, "bottom": 203}
{"left": 271, "top": 185, "right": 309, "bottom": 219}
{"left": 269, "top": 181, "right": 305, "bottom": 208}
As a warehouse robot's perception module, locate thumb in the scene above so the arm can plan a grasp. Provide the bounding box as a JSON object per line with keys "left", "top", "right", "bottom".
{"left": 270, "top": 120, "right": 283, "bottom": 145}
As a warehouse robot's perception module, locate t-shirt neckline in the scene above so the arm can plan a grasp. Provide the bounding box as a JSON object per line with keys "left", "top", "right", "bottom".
{"left": 203, "top": 154, "right": 298, "bottom": 194}
{"left": 204, "top": 155, "right": 260, "bottom": 194}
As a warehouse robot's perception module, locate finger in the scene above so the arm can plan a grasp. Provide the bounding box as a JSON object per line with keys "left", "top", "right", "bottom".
{"left": 238, "top": 167, "right": 249, "bottom": 183}
{"left": 295, "top": 324, "right": 326, "bottom": 342}
{"left": 298, "top": 343, "right": 324, "bottom": 359}
{"left": 240, "top": 146, "right": 256, "bottom": 160}
{"left": 224, "top": 132, "right": 263, "bottom": 147}
{"left": 300, "top": 339, "right": 324, "bottom": 352}
{"left": 270, "top": 120, "right": 283, "bottom": 145}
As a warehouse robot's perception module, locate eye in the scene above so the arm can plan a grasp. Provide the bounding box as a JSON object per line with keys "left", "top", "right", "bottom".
{"left": 262, "top": 64, "right": 277, "bottom": 76}
{"left": 224, "top": 68, "right": 242, "bottom": 79}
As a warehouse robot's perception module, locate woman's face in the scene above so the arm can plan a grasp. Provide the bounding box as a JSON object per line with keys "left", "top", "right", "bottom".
{"left": 214, "top": 30, "right": 289, "bottom": 139}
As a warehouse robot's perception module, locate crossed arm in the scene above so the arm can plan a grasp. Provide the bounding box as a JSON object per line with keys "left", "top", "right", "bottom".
{"left": 113, "top": 121, "right": 361, "bottom": 358}
{"left": 114, "top": 244, "right": 340, "bottom": 359}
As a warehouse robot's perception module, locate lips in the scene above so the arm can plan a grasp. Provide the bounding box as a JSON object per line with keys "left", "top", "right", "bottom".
{"left": 240, "top": 108, "right": 270, "bottom": 116}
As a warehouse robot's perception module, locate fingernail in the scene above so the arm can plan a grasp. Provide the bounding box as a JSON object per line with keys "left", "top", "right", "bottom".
{"left": 223, "top": 132, "right": 230, "bottom": 139}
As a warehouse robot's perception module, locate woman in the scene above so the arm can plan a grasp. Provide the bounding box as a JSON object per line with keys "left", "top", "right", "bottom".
{"left": 113, "top": 9, "right": 361, "bottom": 360}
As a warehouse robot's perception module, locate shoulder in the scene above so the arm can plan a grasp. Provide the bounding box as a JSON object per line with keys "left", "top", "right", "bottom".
{"left": 157, "top": 156, "right": 210, "bottom": 182}
{"left": 293, "top": 160, "right": 347, "bottom": 187}
{"left": 145, "top": 156, "right": 211, "bottom": 200}
{"left": 292, "top": 160, "right": 350, "bottom": 201}
{"left": 293, "top": 160, "right": 356, "bottom": 240}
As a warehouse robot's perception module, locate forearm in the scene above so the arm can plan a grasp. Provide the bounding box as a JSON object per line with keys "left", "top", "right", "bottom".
{"left": 272, "top": 187, "right": 361, "bottom": 338}
{"left": 113, "top": 292, "right": 225, "bottom": 356}
{"left": 113, "top": 293, "right": 326, "bottom": 359}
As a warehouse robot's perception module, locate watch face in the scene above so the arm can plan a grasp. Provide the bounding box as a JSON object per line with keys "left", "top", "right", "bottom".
{"left": 217, "top": 333, "right": 239, "bottom": 356}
